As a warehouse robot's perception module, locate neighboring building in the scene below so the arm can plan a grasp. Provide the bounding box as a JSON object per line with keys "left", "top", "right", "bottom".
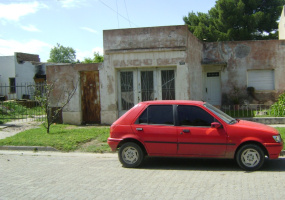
{"left": 0, "top": 52, "right": 47, "bottom": 99}
{"left": 100, "top": 25, "right": 285, "bottom": 124}
{"left": 279, "top": 6, "right": 285, "bottom": 39}
{"left": 46, "top": 63, "right": 100, "bottom": 125}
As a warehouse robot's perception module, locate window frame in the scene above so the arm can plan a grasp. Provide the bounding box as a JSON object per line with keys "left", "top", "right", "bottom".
{"left": 247, "top": 69, "right": 275, "bottom": 91}
{"left": 9, "top": 77, "right": 16, "bottom": 94}
{"left": 176, "top": 105, "right": 218, "bottom": 127}
{"left": 136, "top": 105, "right": 175, "bottom": 126}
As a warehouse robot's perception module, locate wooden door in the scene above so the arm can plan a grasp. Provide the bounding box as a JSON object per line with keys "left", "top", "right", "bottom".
{"left": 80, "top": 71, "right": 100, "bottom": 124}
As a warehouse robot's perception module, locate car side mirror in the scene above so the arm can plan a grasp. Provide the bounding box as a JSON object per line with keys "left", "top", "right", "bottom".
{"left": 211, "top": 122, "right": 222, "bottom": 129}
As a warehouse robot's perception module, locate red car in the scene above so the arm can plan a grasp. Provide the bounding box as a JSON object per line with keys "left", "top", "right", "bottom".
{"left": 108, "top": 100, "right": 283, "bottom": 170}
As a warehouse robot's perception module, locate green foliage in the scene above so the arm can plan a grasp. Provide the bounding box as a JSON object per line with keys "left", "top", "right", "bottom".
{"left": 0, "top": 101, "right": 44, "bottom": 124}
{"left": 270, "top": 93, "right": 285, "bottom": 117}
{"left": 0, "top": 124, "right": 111, "bottom": 152}
{"left": 82, "top": 52, "right": 104, "bottom": 63}
{"left": 47, "top": 43, "right": 76, "bottom": 63}
{"left": 183, "top": 0, "right": 285, "bottom": 41}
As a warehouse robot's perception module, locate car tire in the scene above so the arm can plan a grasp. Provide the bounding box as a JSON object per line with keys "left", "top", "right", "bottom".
{"left": 236, "top": 144, "right": 265, "bottom": 171}
{"left": 119, "top": 142, "right": 144, "bottom": 168}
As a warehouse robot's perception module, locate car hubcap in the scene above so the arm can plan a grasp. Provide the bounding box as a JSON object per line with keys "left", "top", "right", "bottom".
{"left": 122, "top": 146, "right": 139, "bottom": 164}
{"left": 241, "top": 148, "right": 260, "bottom": 168}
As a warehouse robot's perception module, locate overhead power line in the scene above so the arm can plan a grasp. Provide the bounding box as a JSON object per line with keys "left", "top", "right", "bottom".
{"left": 98, "top": 0, "right": 138, "bottom": 27}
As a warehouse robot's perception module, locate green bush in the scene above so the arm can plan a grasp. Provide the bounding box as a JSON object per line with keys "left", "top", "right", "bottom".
{"left": 270, "top": 93, "right": 285, "bottom": 117}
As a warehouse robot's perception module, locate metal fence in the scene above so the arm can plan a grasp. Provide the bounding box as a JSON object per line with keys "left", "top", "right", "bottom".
{"left": 0, "top": 83, "right": 46, "bottom": 123}
{"left": 221, "top": 104, "right": 285, "bottom": 118}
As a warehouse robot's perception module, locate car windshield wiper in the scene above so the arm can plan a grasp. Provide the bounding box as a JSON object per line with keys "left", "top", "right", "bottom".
{"left": 229, "top": 119, "right": 237, "bottom": 124}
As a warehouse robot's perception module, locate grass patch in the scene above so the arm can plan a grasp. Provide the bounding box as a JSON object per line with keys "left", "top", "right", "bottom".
{"left": 0, "top": 124, "right": 110, "bottom": 152}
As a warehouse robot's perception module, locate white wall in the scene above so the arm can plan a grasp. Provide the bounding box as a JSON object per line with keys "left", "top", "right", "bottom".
{"left": 0, "top": 56, "right": 16, "bottom": 85}
{"left": 279, "top": 6, "right": 285, "bottom": 40}
{"left": 0, "top": 56, "right": 16, "bottom": 98}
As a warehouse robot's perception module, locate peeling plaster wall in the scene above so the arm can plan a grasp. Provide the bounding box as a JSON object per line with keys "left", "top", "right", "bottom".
{"left": 46, "top": 63, "right": 100, "bottom": 125}
{"left": 186, "top": 31, "right": 203, "bottom": 101}
{"left": 101, "top": 25, "right": 197, "bottom": 124}
{"left": 203, "top": 40, "right": 285, "bottom": 104}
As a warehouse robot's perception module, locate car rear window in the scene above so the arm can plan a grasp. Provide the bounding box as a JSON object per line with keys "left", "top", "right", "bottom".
{"left": 137, "top": 105, "right": 174, "bottom": 125}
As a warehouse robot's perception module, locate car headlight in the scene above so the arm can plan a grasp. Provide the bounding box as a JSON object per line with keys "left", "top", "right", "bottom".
{"left": 273, "top": 135, "right": 282, "bottom": 143}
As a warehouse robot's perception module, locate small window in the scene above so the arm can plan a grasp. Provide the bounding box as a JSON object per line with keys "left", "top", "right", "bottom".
{"left": 178, "top": 105, "right": 216, "bottom": 127}
{"left": 9, "top": 78, "right": 16, "bottom": 93}
{"left": 137, "top": 105, "right": 174, "bottom": 125}
{"left": 247, "top": 70, "right": 274, "bottom": 90}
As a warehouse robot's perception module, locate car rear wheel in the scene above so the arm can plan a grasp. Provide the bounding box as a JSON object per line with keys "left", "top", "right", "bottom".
{"left": 119, "top": 142, "right": 144, "bottom": 168}
{"left": 236, "top": 144, "right": 265, "bottom": 171}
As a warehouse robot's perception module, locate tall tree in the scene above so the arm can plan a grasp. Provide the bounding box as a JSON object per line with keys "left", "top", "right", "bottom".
{"left": 183, "top": 0, "right": 285, "bottom": 41}
{"left": 47, "top": 43, "right": 76, "bottom": 63}
{"left": 82, "top": 52, "right": 104, "bottom": 63}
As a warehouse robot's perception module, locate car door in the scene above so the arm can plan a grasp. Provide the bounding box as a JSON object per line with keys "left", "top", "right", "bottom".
{"left": 132, "top": 105, "right": 177, "bottom": 155}
{"left": 176, "top": 105, "right": 228, "bottom": 157}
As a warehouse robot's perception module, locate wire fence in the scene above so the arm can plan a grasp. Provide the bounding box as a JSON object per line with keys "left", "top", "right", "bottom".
{"left": 0, "top": 83, "right": 46, "bottom": 123}
{"left": 221, "top": 104, "right": 285, "bottom": 118}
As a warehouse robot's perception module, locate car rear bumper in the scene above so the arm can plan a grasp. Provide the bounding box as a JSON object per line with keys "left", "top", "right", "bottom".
{"left": 107, "top": 138, "right": 122, "bottom": 152}
{"left": 265, "top": 142, "right": 284, "bottom": 159}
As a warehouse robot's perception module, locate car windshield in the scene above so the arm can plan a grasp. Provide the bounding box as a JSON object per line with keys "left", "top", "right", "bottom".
{"left": 204, "top": 103, "right": 237, "bottom": 124}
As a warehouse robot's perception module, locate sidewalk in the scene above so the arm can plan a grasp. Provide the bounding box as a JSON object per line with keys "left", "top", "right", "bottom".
{"left": 0, "top": 120, "right": 284, "bottom": 156}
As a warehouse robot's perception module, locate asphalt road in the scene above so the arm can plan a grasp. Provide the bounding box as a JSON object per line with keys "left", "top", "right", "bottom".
{"left": 1, "top": 150, "right": 285, "bottom": 200}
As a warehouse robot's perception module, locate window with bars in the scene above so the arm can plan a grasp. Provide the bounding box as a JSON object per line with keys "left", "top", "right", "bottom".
{"left": 161, "top": 70, "right": 175, "bottom": 100}
{"left": 120, "top": 71, "right": 134, "bottom": 110}
{"left": 141, "top": 71, "right": 154, "bottom": 101}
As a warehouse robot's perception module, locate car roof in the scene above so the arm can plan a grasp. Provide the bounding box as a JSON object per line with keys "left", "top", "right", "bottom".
{"left": 139, "top": 100, "right": 205, "bottom": 106}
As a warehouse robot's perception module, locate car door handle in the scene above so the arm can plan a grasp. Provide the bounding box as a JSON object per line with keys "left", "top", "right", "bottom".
{"left": 180, "top": 129, "right": 190, "bottom": 134}
{"left": 136, "top": 128, "right": 143, "bottom": 131}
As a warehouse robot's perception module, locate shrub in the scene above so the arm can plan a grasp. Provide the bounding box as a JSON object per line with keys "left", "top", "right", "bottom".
{"left": 270, "top": 93, "right": 285, "bottom": 117}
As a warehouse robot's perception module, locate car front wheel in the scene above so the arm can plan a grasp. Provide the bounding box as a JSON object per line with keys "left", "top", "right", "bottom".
{"left": 119, "top": 142, "right": 144, "bottom": 168}
{"left": 236, "top": 144, "right": 265, "bottom": 171}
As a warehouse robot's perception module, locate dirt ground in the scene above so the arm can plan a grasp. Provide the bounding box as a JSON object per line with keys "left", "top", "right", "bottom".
{"left": 0, "top": 119, "right": 42, "bottom": 140}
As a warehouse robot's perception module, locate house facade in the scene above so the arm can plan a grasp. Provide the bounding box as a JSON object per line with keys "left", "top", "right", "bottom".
{"left": 0, "top": 52, "right": 46, "bottom": 99}
{"left": 100, "top": 25, "right": 285, "bottom": 124}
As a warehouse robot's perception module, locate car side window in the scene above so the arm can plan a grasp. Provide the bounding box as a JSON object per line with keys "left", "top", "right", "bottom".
{"left": 178, "top": 105, "right": 216, "bottom": 127}
{"left": 137, "top": 105, "right": 174, "bottom": 125}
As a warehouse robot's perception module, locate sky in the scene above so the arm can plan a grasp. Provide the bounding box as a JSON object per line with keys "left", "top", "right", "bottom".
{"left": 0, "top": 0, "right": 216, "bottom": 62}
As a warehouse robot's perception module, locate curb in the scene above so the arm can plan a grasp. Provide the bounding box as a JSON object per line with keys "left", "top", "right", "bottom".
{"left": 0, "top": 146, "right": 284, "bottom": 156}
{"left": 0, "top": 146, "right": 58, "bottom": 152}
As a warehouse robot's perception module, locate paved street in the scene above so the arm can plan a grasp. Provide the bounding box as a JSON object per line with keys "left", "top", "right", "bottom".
{"left": 0, "top": 151, "right": 285, "bottom": 200}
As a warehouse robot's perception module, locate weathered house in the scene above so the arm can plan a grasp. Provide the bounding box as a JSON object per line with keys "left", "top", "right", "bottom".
{"left": 47, "top": 24, "right": 285, "bottom": 125}
{"left": 100, "top": 25, "right": 285, "bottom": 124}
{"left": 46, "top": 63, "right": 100, "bottom": 125}
{"left": 0, "top": 52, "right": 46, "bottom": 99}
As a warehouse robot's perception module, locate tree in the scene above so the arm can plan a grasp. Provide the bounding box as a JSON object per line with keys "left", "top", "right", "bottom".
{"left": 82, "top": 52, "right": 104, "bottom": 63}
{"left": 183, "top": 0, "right": 285, "bottom": 41}
{"left": 34, "top": 81, "right": 78, "bottom": 133}
{"left": 47, "top": 43, "right": 76, "bottom": 63}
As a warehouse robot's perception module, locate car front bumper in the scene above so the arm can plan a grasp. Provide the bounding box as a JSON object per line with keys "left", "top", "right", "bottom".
{"left": 265, "top": 141, "right": 284, "bottom": 159}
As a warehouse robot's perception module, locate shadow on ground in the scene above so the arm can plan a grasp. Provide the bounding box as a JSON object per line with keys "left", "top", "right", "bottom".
{"left": 139, "top": 157, "right": 285, "bottom": 172}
